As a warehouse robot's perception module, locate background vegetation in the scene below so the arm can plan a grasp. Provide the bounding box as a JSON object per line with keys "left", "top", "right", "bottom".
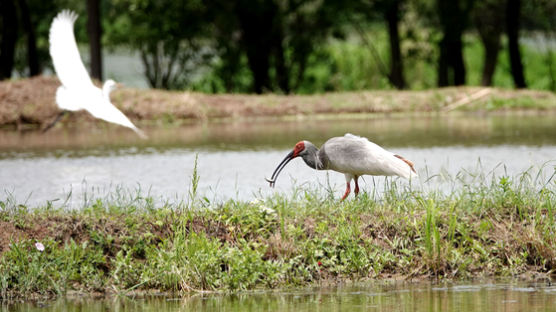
{"left": 0, "top": 0, "right": 555, "bottom": 93}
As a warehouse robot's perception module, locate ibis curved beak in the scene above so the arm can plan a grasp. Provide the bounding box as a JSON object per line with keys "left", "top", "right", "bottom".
{"left": 266, "top": 150, "right": 295, "bottom": 187}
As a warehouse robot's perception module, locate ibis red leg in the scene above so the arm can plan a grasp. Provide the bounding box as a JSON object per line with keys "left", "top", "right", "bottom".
{"left": 354, "top": 176, "right": 360, "bottom": 197}
{"left": 341, "top": 182, "right": 351, "bottom": 201}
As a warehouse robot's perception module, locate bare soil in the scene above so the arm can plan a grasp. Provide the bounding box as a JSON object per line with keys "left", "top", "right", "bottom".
{"left": 1, "top": 76, "right": 554, "bottom": 129}
{"left": 0, "top": 213, "right": 173, "bottom": 256}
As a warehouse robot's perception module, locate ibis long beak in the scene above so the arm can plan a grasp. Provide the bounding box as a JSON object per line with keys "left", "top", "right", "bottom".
{"left": 266, "top": 150, "right": 295, "bottom": 187}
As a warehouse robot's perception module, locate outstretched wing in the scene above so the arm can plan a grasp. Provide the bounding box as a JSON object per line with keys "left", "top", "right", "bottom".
{"left": 49, "top": 10, "right": 93, "bottom": 89}
{"left": 89, "top": 101, "right": 147, "bottom": 139}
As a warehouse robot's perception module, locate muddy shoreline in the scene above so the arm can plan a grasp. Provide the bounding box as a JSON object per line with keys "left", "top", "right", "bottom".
{"left": 1, "top": 76, "right": 555, "bottom": 130}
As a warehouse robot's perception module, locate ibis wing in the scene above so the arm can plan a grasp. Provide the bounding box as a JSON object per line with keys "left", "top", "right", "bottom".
{"left": 323, "top": 136, "right": 417, "bottom": 179}
{"left": 49, "top": 10, "right": 93, "bottom": 89}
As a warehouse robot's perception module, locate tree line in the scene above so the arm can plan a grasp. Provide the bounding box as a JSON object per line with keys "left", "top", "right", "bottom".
{"left": 1, "top": 0, "right": 554, "bottom": 93}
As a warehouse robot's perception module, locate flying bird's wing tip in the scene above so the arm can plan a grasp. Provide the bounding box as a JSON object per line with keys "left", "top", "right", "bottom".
{"left": 133, "top": 127, "right": 148, "bottom": 139}
{"left": 54, "top": 9, "right": 78, "bottom": 25}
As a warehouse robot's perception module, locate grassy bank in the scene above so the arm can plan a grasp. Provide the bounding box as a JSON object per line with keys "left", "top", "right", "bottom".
{"left": 1, "top": 76, "right": 555, "bottom": 129}
{"left": 1, "top": 167, "right": 555, "bottom": 300}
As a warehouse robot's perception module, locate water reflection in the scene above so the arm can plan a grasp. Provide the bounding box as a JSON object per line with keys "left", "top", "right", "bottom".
{"left": 6, "top": 282, "right": 556, "bottom": 312}
{"left": 0, "top": 114, "right": 555, "bottom": 206}
{"left": 1, "top": 113, "right": 555, "bottom": 158}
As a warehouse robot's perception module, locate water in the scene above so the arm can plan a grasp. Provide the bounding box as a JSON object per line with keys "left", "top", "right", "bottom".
{"left": 0, "top": 114, "right": 555, "bottom": 206}
{"left": 1, "top": 114, "right": 556, "bottom": 310}
{"left": 5, "top": 281, "right": 556, "bottom": 311}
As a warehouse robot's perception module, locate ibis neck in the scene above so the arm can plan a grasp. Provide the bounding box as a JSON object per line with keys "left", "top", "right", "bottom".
{"left": 301, "top": 144, "right": 325, "bottom": 170}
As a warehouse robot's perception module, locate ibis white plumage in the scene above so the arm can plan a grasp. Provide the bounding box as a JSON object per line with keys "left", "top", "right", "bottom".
{"left": 266, "top": 133, "right": 417, "bottom": 200}
{"left": 46, "top": 10, "right": 146, "bottom": 138}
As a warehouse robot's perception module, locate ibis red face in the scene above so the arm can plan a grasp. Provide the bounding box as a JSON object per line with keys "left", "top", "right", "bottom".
{"left": 266, "top": 141, "right": 305, "bottom": 187}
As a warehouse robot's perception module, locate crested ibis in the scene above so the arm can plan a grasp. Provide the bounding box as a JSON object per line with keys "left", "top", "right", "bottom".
{"left": 266, "top": 133, "right": 417, "bottom": 200}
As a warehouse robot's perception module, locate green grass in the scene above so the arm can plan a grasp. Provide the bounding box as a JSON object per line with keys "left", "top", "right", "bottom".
{"left": 1, "top": 167, "right": 555, "bottom": 300}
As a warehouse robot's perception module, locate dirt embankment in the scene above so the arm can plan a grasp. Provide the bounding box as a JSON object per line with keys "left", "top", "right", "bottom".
{"left": 1, "top": 76, "right": 555, "bottom": 129}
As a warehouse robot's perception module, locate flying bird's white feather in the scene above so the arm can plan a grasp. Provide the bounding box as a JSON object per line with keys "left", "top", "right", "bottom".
{"left": 49, "top": 10, "right": 92, "bottom": 90}
{"left": 48, "top": 10, "right": 146, "bottom": 138}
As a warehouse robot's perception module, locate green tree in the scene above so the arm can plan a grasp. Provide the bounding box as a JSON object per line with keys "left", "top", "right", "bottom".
{"left": 472, "top": 0, "right": 504, "bottom": 86}
{"left": 0, "top": 0, "right": 18, "bottom": 79}
{"left": 436, "top": 0, "right": 475, "bottom": 86}
{"left": 1, "top": 0, "right": 83, "bottom": 79}
{"left": 521, "top": 0, "right": 555, "bottom": 91}
{"left": 350, "top": 0, "right": 407, "bottom": 89}
{"left": 205, "top": 0, "right": 343, "bottom": 94}
{"left": 87, "top": 0, "right": 102, "bottom": 80}
{"left": 506, "top": 0, "right": 526, "bottom": 88}
{"left": 106, "top": 0, "right": 211, "bottom": 89}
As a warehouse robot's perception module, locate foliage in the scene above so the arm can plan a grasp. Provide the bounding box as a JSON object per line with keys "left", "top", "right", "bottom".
{"left": 1, "top": 167, "right": 555, "bottom": 300}
{"left": 3, "top": 0, "right": 555, "bottom": 93}
{"left": 9, "top": 0, "right": 85, "bottom": 76}
{"left": 105, "top": 0, "right": 211, "bottom": 89}
{"left": 193, "top": 31, "right": 556, "bottom": 93}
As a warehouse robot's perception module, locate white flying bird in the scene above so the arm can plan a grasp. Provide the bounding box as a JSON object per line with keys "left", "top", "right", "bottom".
{"left": 46, "top": 10, "right": 146, "bottom": 138}
{"left": 266, "top": 133, "right": 418, "bottom": 200}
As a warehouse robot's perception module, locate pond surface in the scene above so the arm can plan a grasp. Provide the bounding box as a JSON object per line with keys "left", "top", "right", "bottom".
{"left": 5, "top": 281, "right": 556, "bottom": 312}
{"left": 1, "top": 114, "right": 556, "bottom": 310}
{"left": 0, "top": 113, "right": 555, "bottom": 206}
